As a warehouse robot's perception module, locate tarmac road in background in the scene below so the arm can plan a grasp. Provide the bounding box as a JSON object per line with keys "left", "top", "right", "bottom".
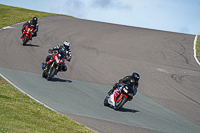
{"left": 0, "top": 16, "right": 200, "bottom": 133}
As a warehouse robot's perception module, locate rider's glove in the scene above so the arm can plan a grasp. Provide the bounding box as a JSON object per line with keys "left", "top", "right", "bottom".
{"left": 48, "top": 48, "right": 53, "bottom": 53}
{"left": 66, "top": 56, "right": 71, "bottom": 62}
{"left": 113, "top": 82, "right": 120, "bottom": 89}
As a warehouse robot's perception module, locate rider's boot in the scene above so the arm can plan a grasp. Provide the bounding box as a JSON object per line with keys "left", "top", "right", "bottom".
{"left": 42, "top": 63, "right": 47, "bottom": 70}
{"left": 21, "top": 29, "right": 24, "bottom": 38}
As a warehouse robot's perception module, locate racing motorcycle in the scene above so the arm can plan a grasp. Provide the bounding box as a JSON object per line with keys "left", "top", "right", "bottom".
{"left": 104, "top": 84, "right": 135, "bottom": 110}
{"left": 41, "top": 50, "right": 66, "bottom": 81}
{"left": 21, "top": 26, "right": 33, "bottom": 45}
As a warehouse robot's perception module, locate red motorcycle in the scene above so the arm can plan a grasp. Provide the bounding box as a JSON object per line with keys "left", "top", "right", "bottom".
{"left": 41, "top": 50, "right": 66, "bottom": 81}
{"left": 21, "top": 26, "right": 33, "bottom": 45}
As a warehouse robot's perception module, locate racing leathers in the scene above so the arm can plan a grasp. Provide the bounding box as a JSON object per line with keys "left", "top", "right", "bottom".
{"left": 21, "top": 20, "right": 39, "bottom": 39}
{"left": 108, "top": 76, "right": 138, "bottom": 97}
{"left": 44, "top": 45, "right": 71, "bottom": 71}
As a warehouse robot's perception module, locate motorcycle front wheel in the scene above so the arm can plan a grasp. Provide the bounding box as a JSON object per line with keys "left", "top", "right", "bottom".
{"left": 114, "top": 95, "right": 128, "bottom": 110}
{"left": 23, "top": 35, "right": 28, "bottom": 46}
{"left": 104, "top": 96, "right": 109, "bottom": 106}
{"left": 47, "top": 67, "right": 56, "bottom": 81}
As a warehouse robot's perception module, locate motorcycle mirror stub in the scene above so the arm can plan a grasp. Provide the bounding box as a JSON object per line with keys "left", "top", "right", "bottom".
{"left": 41, "top": 62, "right": 45, "bottom": 67}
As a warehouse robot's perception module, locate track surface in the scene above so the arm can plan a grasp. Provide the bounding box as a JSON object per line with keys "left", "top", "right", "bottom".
{"left": 0, "top": 16, "right": 200, "bottom": 133}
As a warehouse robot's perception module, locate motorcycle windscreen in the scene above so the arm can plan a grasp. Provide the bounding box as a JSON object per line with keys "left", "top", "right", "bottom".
{"left": 58, "top": 48, "right": 66, "bottom": 59}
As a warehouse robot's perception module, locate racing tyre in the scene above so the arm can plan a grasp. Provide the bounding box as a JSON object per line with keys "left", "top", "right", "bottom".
{"left": 114, "top": 96, "right": 128, "bottom": 110}
{"left": 47, "top": 67, "right": 56, "bottom": 81}
{"left": 23, "top": 36, "right": 28, "bottom": 46}
{"left": 104, "top": 96, "right": 109, "bottom": 106}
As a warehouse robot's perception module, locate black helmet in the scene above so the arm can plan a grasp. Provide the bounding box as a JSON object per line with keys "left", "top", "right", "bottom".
{"left": 131, "top": 72, "right": 140, "bottom": 82}
{"left": 32, "top": 17, "right": 38, "bottom": 24}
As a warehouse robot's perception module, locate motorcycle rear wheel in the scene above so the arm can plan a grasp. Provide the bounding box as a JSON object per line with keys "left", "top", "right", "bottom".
{"left": 23, "top": 36, "right": 28, "bottom": 46}
{"left": 114, "top": 96, "right": 128, "bottom": 110}
{"left": 47, "top": 67, "right": 56, "bottom": 81}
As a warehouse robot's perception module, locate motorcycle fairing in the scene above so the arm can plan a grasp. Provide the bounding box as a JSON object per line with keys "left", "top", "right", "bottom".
{"left": 108, "top": 93, "right": 115, "bottom": 106}
{"left": 108, "top": 87, "right": 122, "bottom": 106}
{"left": 52, "top": 53, "right": 65, "bottom": 64}
{"left": 22, "top": 26, "right": 33, "bottom": 41}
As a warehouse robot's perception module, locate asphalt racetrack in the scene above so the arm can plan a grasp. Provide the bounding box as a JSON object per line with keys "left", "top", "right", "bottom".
{"left": 0, "top": 16, "right": 200, "bottom": 133}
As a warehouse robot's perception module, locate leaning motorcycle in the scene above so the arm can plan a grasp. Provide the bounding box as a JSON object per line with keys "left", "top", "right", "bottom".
{"left": 21, "top": 26, "right": 33, "bottom": 45}
{"left": 41, "top": 50, "right": 65, "bottom": 81}
{"left": 104, "top": 84, "right": 135, "bottom": 110}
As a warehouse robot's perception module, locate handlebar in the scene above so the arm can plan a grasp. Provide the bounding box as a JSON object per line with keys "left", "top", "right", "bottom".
{"left": 48, "top": 50, "right": 57, "bottom": 54}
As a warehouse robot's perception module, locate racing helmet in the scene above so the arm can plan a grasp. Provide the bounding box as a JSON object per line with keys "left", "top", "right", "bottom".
{"left": 32, "top": 17, "right": 38, "bottom": 24}
{"left": 131, "top": 72, "right": 140, "bottom": 82}
{"left": 63, "top": 41, "right": 70, "bottom": 50}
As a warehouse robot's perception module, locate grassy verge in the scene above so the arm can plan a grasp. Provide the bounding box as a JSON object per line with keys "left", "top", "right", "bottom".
{"left": 196, "top": 35, "right": 200, "bottom": 62}
{"left": 0, "top": 77, "right": 95, "bottom": 133}
{"left": 0, "top": 4, "right": 96, "bottom": 133}
{"left": 0, "top": 4, "right": 72, "bottom": 28}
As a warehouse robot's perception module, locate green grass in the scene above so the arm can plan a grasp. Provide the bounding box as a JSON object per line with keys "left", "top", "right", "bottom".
{"left": 0, "top": 77, "right": 96, "bottom": 133}
{"left": 0, "top": 4, "right": 72, "bottom": 28}
{"left": 196, "top": 35, "right": 200, "bottom": 62}
{"left": 0, "top": 4, "right": 96, "bottom": 133}
{"left": 0, "top": 3, "right": 200, "bottom": 133}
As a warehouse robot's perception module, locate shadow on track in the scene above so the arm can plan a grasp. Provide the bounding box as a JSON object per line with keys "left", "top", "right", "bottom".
{"left": 107, "top": 106, "right": 140, "bottom": 113}
{"left": 50, "top": 77, "right": 72, "bottom": 83}
{"left": 119, "top": 108, "right": 140, "bottom": 113}
{"left": 23, "top": 43, "right": 40, "bottom": 47}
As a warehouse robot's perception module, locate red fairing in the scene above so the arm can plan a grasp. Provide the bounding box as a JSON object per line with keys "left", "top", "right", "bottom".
{"left": 60, "top": 58, "right": 65, "bottom": 64}
{"left": 47, "top": 59, "right": 53, "bottom": 64}
{"left": 113, "top": 88, "right": 124, "bottom": 101}
{"left": 52, "top": 53, "right": 65, "bottom": 64}
{"left": 22, "top": 26, "right": 33, "bottom": 41}
{"left": 117, "top": 94, "right": 128, "bottom": 102}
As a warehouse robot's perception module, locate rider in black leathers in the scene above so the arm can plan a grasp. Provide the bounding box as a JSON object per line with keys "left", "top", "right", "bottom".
{"left": 21, "top": 17, "right": 39, "bottom": 40}
{"left": 108, "top": 72, "right": 140, "bottom": 98}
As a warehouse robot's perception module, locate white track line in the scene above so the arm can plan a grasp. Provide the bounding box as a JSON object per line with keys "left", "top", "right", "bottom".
{"left": 0, "top": 72, "right": 97, "bottom": 130}
{"left": 193, "top": 35, "right": 200, "bottom": 65}
{"left": 0, "top": 73, "right": 58, "bottom": 113}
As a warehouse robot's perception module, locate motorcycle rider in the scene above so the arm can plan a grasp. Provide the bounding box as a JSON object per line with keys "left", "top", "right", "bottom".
{"left": 42, "top": 41, "right": 72, "bottom": 72}
{"left": 21, "top": 17, "right": 39, "bottom": 40}
{"left": 107, "top": 72, "right": 140, "bottom": 98}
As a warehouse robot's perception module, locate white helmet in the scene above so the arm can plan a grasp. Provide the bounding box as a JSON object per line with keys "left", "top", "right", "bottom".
{"left": 63, "top": 41, "right": 70, "bottom": 50}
